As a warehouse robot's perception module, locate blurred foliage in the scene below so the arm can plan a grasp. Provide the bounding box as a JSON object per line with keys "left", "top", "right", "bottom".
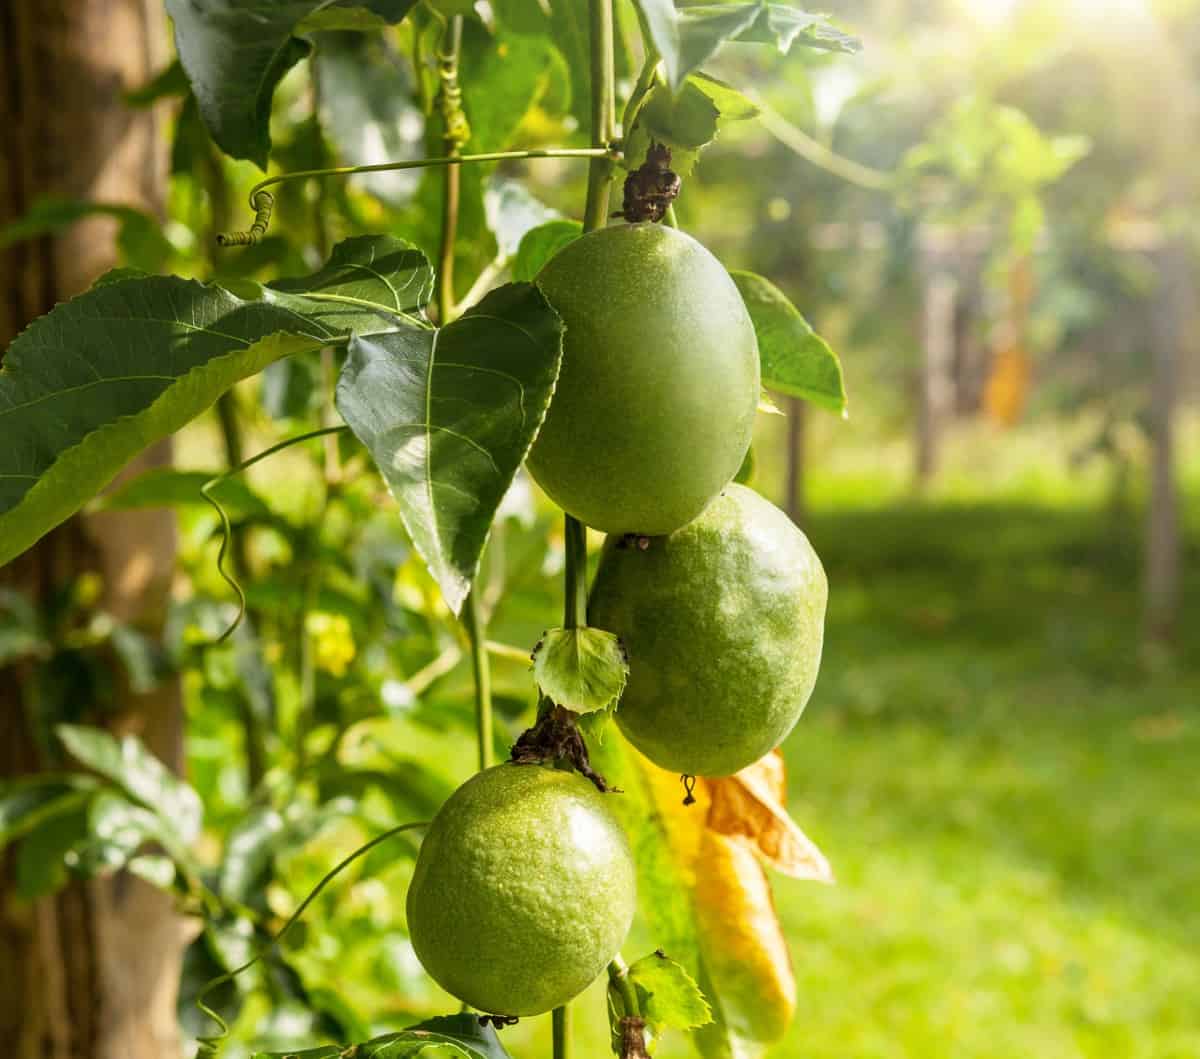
{"left": 2, "top": 0, "right": 1198, "bottom": 1056}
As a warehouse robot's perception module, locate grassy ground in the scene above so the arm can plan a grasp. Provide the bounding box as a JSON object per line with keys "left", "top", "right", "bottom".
{"left": 765, "top": 500, "right": 1200, "bottom": 1059}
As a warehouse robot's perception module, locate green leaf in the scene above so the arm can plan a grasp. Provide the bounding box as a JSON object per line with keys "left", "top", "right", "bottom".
{"left": 336, "top": 283, "right": 563, "bottom": 613}
{"left": 166, "top": 0, "right": 419, "bottom": 166}
{"left": 627, "top": 74, "right": 759, "bottom": 175}
{"left": 731, "top": 4, "right": 862, "bottom": 55}
{"left": 219, "top": 805, "right": 286, "bottom": 904}
{"left": 734, "top": 444, "right": 756, "bottom": 485}
{"left": 628, "top": 951, "right": 713, "bottom": 1032}
{"left": 94, "top": 468, "right": 271, "bottom": 519}
{"left": 0, "top": 235, "right": 432, "bottom": 567}
{"left": 56, "top": 725, "right": 203, "bottom": 846}
{"left": 484, "top": 179, "right": 561, "bottom": 261}
{"left": 249, "top": 1014, "right": 513, "bottom": 1059}
{"left": 0, "top": 777, "right": 96, "bottom": 846}
{"left": 0, "top": 195, "right": 174, "bottom": 272}
{"left": 124, "top": 60, "right": 190, "bottom": 106}
{"left": 531, "top": 627, "right": 629, "bottom": 715}
{"left": 127, "top": 854, "right": 177, "bottom": 889}
{"left": 511, "top": 220, "right": 582, "bottom": 282}
{"left": 313, "top": 31, "right": 425, "bottom": 206}
{"left": 15, "top": 804, "right": 90, "bottom": 899}
{"left": 730, "top": 271, "right": 846, "bottom": 414}
{"left": 640, "top": 2, "right": 861, "bottom": 89}
{"left": 85, "top": 791, "right": 164, "bottom": 870}
{"left": 639, "top": 0, "right": 762, "bottom": 90}
{"left": 0, "top": 588, "right": 49, "bottom": 666}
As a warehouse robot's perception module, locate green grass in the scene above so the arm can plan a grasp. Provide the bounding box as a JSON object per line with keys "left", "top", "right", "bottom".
{"left": 760, "top": 501, "right": 1200, "bottom": 1059}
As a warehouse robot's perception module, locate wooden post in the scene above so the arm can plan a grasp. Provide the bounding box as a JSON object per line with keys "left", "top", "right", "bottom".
{"left": 915, "top": 227, "right": 959, "bottom": 487}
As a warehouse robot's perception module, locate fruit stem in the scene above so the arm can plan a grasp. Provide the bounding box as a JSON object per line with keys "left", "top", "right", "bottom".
{"left": 552, "top": 1003, "right": 572, "bottom": 1059}
{"left": 462, "top": 586, "right": 494, "bottom": 771}
{"left": 563, "top": 516, "right": 589, "bottom": 630}
{"left": 607, "top": 954, "right": 640, "bottom": 1018}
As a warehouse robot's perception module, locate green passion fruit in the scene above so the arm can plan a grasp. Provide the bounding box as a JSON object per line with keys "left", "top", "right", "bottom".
{"left": 526, "top": 223, "right": 759, "bottom": 535}
{"left": 588, "top": 484, "right": 827, "bottom": 777}
{"left": 406, "top": 762, "right": 636, "bottom": 1016}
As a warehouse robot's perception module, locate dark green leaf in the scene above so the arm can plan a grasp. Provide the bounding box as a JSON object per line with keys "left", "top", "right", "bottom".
{"left": 95, "top": 468, "right": 271, "bottom": 519}
{"left": 531, "top": 627, "right": 628, "bottom": 715}
{"left": 0, "top": 195, "right": 174, "bottom": 272}
{"left": 0, "top": 777, "right": 95, "bottom": 846}
{"left": 391, "top": 1014, "right": 513, "bottom": 1058}
{"left": 511, "top": 220, "right": 582, "bottom": 282}
{"left": 165, "top": 0, "right": 419, "bottom": 166}
{"left": 639, "top": 0, "right": 762, "bottom": 90}
{"left": 109, "top": 622, "right": 172, "bottom": 694}
{"left": 248, "top": 1014, "right": 513, "bottom": 1059}
{"left": 0, "top": 588, "right": 49, "bottom": 666}
{"left": 56, "top": 725, "right": 203, "bottom": 845}
{"left": 15, "top": 804, "right": 90, "bottom": 899}
{"left": 628, "top": 951, "right": 713, "bottom": 1031}
{"left": 124, "top": 60, "right": 190, "bottom": 106}
{"left": 730, "top": 271, "right": 846, "bottom": 413}
{"left": 336, "top": 283, "right": 563, "bottom": 613}
{"left": 0, "top": 235, "right": 431, "bottom": 567}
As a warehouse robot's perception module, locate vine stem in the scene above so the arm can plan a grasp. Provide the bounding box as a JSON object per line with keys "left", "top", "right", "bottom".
{"left": 194, "top": 820, "right": 428, "bottom": 1056}
{"left": 217, "top": 149, "right": 618, "bottom": 245}
{"left": 430, "top": 13, "right": 495, "bottom": 776}
{"left": 201, "top": 426, "right": 349, "bottom": 644}
{"left": 437, "top": 14, "right": 464, "bottom": 325}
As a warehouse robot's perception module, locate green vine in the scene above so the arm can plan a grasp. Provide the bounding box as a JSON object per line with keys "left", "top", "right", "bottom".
{"left": 216, "top": 149, "right": 618, "bottom": 246}
{"left": 195, "top": 820, "right": 428, "bottom": 1056}
{"left": 201, "top": 426, "right": 349, "bottom": 644}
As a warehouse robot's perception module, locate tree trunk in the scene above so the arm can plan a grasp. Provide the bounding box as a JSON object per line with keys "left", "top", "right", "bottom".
{"left": 0, "top": 3, "right": 188, "bottom": 1058}
{"left": 1143, "top": 241, "right": 1188, "bottom": 645}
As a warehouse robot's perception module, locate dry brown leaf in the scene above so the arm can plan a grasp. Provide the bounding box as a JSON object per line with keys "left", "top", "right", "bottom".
{"left": 693, "top": 830, "right": 796, "bottom": 1055}
{"left": 704, "top": 750, "right": 834, "bottom": 883}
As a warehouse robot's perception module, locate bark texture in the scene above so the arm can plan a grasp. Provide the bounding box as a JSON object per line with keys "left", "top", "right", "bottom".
{"left": 0, "top": 2, "right": 188, "bottom": 1058}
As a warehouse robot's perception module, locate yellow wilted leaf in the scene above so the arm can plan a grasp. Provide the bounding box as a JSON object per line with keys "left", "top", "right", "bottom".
{"left": 694, "top": 831, "right": 796, "bottom": 1057}
{"left": 705, "top": 751, "right": 834, "bottom": 883}
{"left": 983, "top": 344, "right": 1031, "bottom": 426}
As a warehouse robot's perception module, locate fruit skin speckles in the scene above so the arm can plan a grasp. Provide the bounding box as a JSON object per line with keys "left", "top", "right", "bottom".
{"left": 406, "top": 762, "right": 637, "bottom": 1016}
{"left": 589, "top": 484, "right": 827, "bottom": 777}
{"left": 526, "top": 222, "right": 759, "bottom": 536}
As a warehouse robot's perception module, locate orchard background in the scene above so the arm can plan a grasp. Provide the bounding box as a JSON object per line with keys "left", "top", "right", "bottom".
{"left": 1, "top": 2, "right": 1198, "bottom": 1059}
